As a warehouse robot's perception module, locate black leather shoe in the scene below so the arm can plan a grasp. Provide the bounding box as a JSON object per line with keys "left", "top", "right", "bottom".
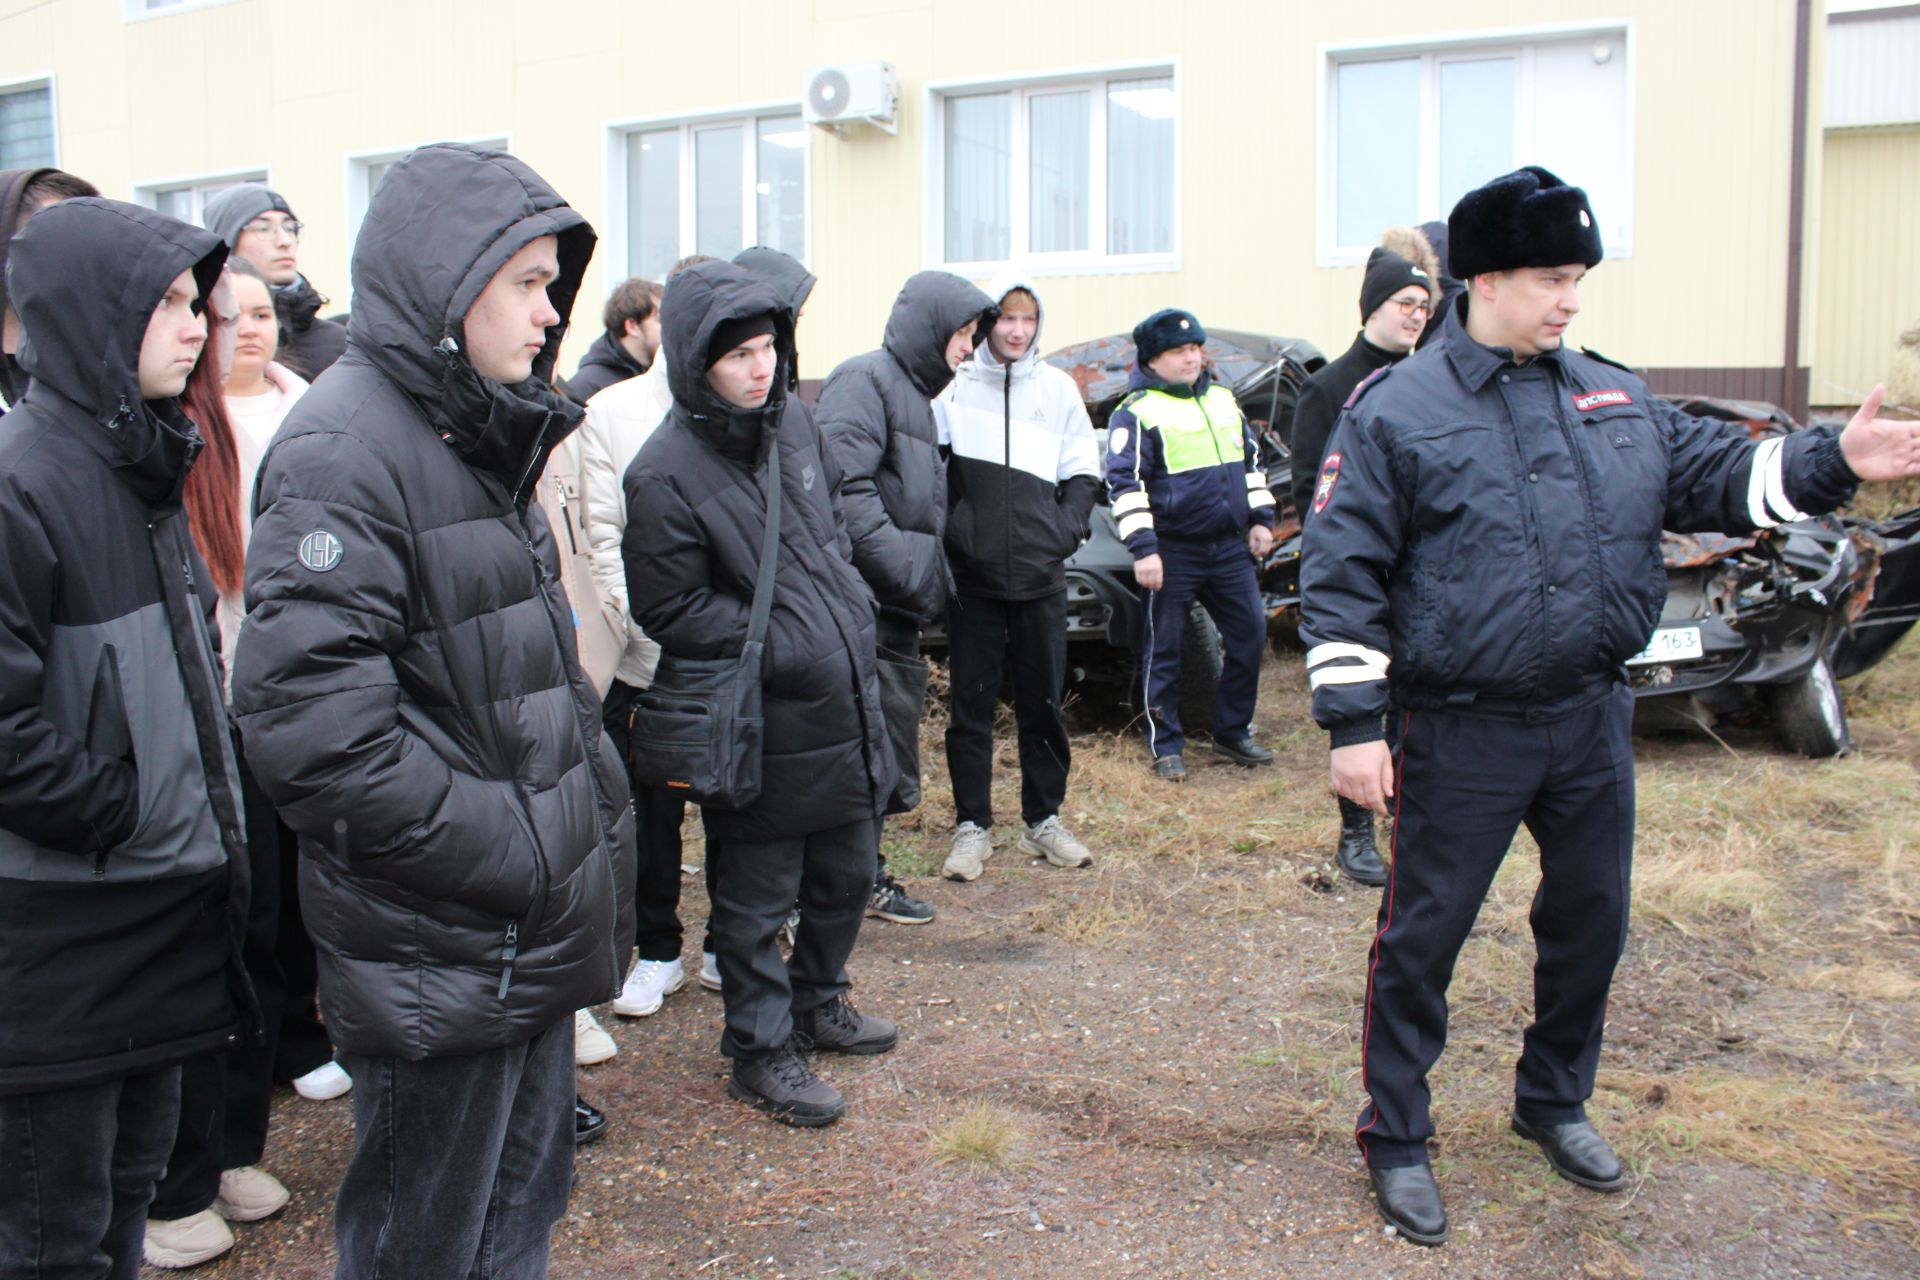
{"left": 1368, "top": 1163, "right": 1448, "bottom": 1246}
{"left": 1211, "top": 735, "right": 1275, "bottom": 767}
{"left": 1335, "top": 798, "right": 1388, "bottom": 887}
{"left": 574, "top": 1095, "right": 607, "bottom": 1146}
{"left": 1510, "top": 1114, "right": 1626, "bottom": 1191}
{"left": 1153, "top": 753, "right": 1187, "bottom": 782}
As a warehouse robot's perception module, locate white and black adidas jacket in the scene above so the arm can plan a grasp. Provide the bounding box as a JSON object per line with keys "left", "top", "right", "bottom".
{"left": 934, "top": 271, "right": 1102, "bottom": 601}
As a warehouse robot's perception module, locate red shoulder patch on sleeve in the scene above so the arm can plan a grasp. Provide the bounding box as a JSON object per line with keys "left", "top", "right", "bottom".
{"left": 1312, "top": 452, "right": 1342, "bottom": 513}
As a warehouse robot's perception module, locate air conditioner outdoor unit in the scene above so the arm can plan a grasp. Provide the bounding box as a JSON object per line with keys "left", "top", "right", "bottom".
{"left": 804, "top": 61, "right": 899, "bottom": 136}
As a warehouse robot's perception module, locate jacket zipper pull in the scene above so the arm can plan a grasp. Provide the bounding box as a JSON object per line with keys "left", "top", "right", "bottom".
{"left": 498, "top": 921, "right": 520, "bottom": 998}
{"left": 554, "top": 477, "right": 581, "bottom": 555}
{"left": 182, "top": 557, "right": 195, "bottom": 589}
{"left": 93, "top": 847, "right": 107, "bottom": 879}
{"left": 112, "top": 396, "right": 135, "bottom": 430}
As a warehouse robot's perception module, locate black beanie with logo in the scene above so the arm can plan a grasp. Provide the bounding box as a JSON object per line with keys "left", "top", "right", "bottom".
{"left": 1359, "top": 248, "right": 1432, "bottom": 322}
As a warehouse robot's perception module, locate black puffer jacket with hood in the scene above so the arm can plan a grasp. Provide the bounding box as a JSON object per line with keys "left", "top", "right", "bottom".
{"left": 0, "top": 198, "right": 250, "bottom": 1093}
{"left": 815, "top": 271, "right": 993, "bottom": 624}
{"left": 732, "top": 246, "right": 816, "bottom": 391}
{"left": 621, "top": 260, "right": 894, "bottom": 843}
{"left": 231, "top": 144, "right": 637, "bottom": 1061}
{"left": 564, "top": 330, "right": 647, "bottom": 405}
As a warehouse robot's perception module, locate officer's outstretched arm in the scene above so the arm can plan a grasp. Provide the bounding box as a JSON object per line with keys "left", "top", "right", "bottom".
{"left": 1298, "top": 413, "right": 1405, "bottom": 747}
{"left": 1659, "top": 397, "right": 1860, "bottom": 533}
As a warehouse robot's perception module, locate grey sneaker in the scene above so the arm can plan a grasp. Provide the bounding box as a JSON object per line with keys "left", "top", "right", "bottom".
{"left": 943, "top": 821, "right": 992, "bottom": 882}
{"left": 729, "top": 1047, "right": 845, "bottom": 1127}
{"left": 1019, "top": 815, "right": 1093, "bottom": 868}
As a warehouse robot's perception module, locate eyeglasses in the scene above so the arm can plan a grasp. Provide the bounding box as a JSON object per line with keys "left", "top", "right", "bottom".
{"left": 1389, "top": 296, "right": 1432, "bottom": 318}
{"left": 242, "top": 217, "right": 302, "bottom": 240}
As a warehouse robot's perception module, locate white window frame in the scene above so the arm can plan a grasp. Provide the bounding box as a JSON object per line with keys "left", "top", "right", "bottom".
{"left": 121, "top": 0, "right": 241, "bottom": 23}
{"left": 130, "top": 166, "right": 272, "bottom": 227}
{"left": 343, "top": 134, "right": 510, "bottom": 295}
{"left": 603, "top": 100, "right": 812, "bottom": 286}
{"left": 1317, "top": 20, "right": 1636, "bottom": 267}
{"left": 923, "top": 60, "right": 1182, "bottom": 278}
{"left": 0, "top": 73, "right": 57, "bottom": 169}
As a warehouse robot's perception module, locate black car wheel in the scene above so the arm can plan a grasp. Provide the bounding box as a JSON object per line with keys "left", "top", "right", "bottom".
{"left": 1769, "top": 656, "right": 1852, "bottom": 758}
{"left": 1178, "top": 605, "right": 1222, "bottom": 738}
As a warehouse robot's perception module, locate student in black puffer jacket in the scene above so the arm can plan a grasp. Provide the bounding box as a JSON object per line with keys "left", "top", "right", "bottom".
{"left": 623, "top": 259, "right": 896, "bottom": 1128}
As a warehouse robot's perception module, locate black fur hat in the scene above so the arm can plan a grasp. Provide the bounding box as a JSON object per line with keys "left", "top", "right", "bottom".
{"left": 1133, "top": 308, "right": 1207, "bottom": 367}
{"left": 1447, "top": 166, "right": 1604, "bottom": 281}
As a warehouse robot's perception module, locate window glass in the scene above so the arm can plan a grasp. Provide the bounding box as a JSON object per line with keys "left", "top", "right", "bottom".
{"left": 694, "top": 125, "right": 745, "bottom": 259}
{"left": 756, "top": 116, "right": 807, "bottom": 260}
{"left": 1106, "top": 76, "right": 1176, "bottom": 255}
{"left": 0, "top": 86, "right": 54, "bottom": 170}
{"left": 626, "top": 129, "right": 681, "bottom": 280}
{"left": 944, "top": 92, "right": 1011, "bottom": 263}
{"left": 1335, "top": 59, "right": 1420, "bottom": 247}
{"left": 1029, "top": 90, "right": 1089, "bottom": 254}
{"left": 1438, "top": 57, "right": 1516, "bottom": 215}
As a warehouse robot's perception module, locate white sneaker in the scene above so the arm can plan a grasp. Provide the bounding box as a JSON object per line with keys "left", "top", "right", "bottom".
{"left": 574, "top": 1008, "right": 618, "bottom": 1065}
{"left": 943, "top": 821, "right": 993, "bottom": 882}
{"left": 144, "top": 1210, "right": 234, "bottom": 1268}
{"left": 699, "top": 951, "right": 723, "bottom": 991}
{"left": 612, "top": 957, "right": 685, "bottom": 1017}
{"left": 290, "top": 1060, "right": 351, "bottom": 1100}
{"left": 1020, "top": 815, "right": 1093, "bottom": 868}
{"left": 215, "top": 1166, "right": 289, "bottom": 1222}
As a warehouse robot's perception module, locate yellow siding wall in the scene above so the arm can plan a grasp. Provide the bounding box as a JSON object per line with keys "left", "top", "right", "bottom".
{"left": 0, "top": 0, "right": 1816, "bottom": 380}
{"left": 1814, "top": 126, "right": 1920, "bottom": 410}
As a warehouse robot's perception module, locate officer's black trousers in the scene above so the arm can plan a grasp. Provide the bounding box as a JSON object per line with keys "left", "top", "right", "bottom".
{"left": 945, "top": 590, "right": 1071, "bottom": 830}
{"left": 1355, "top": 685, "right": 1635, "bottom": 1169}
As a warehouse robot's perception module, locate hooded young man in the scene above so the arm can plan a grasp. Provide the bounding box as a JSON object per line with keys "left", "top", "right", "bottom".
{"left": 816, "top": 269, "right": 995, "bottom": 923}
{"left": 230, "top": 145, "right": 636, "bottom": 1278}
{"left": 1106, "top": 309, "right": 1279, "bottom": 781}
{"left": 622, "top": 259, "right": 895, "bottom": 1128}
{"left": 1287, "top": 230, "right": 1435, "bottom": 887}
{"left": 931, "top": 271, "right": 1101, "bottom": 882}
{"left": 0, "top": 198, "right": 250, "bottom": 1280}
{"left": 201, "top": 183, "right": 346, "bottom": 381}
{"left": 1301, "top": 165, "right": 1920, "bottom": 1246}
{"left": 0, "top": 166, "right": 101, "bottom": 417}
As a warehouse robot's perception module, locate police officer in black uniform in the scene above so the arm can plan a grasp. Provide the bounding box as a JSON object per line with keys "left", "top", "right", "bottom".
{"left": 1299, "top": 165, "right": 1920, "bottom": 1247}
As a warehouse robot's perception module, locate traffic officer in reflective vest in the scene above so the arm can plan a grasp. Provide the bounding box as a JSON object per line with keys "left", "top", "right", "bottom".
{"left": 1106, "top": 308, "right": 1278, "bottom": 781}
{"left": 1299, "top": 165, "right": 1920, "bottom": 1247}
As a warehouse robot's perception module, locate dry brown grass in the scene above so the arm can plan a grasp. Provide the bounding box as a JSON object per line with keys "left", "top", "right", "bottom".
{"left": 928, "top": 1103, "right": 1031, "bottom": 1170}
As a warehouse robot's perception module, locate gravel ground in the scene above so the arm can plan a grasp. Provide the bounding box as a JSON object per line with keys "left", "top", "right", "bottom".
{"left": 166, "top": 651, "right": 1920, "bottom": 1280}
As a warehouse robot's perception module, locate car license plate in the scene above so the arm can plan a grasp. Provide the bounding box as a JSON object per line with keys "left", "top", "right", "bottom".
{"left": 1627, "top": 626, "right": 1704, "bottom": 666}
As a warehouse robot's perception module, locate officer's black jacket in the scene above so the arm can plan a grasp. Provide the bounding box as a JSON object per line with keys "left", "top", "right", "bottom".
{"left": 1299, "top": 294, "right": 1860, "bottom": 746}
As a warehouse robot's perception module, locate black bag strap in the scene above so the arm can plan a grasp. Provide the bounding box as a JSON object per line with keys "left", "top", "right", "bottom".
{"left": 745, "top": 439, "right": 781, "bottom": 648}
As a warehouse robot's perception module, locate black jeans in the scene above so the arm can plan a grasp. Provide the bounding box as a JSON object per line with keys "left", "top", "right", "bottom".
{"left": 271, "top": 808, "right": 333, "bottom": 1083}
{"left": 335, "top": 1019, "right": 574, "bottom": 1280}
{"left": 945, "top": 590, "right": 1070, "bottom": 829}
{"left": 602, "top": 680, "right": 715, "bottom": 961}
{"left": 0, "top": 1067, "right": 180, "bottom": 1280}
{"left": 152, "top": 756, "right": 285, "bottom": 1219}
{"left": 1355, "top": 687, "right": 1635, "bottom": 1168}
{"left": 710, "top": 818, "right": 876, "bottom": 1059}
{"left": 1142, "top": 534, "right": 1266, "bottom": 758}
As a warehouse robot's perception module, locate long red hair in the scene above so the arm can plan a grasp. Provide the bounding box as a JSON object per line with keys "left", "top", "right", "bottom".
{"left": 180, "top": 282, "right": 246, "bottom": 597}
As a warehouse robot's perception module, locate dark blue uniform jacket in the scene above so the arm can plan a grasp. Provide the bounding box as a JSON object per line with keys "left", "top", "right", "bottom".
{"left": 1299, "top": 295, "right": 1860, "bottom": 747}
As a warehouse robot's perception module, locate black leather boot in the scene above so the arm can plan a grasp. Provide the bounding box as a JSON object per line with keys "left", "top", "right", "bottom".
{"left": 1336, "top": 797, "right": 1387, "bottom": 887}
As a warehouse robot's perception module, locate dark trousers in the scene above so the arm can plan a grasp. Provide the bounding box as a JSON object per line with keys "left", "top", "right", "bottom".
{"left": 710, "top": 818, "right": 876, "bottom": 1059}
{"left": 1142, "top": 534, "right": 1266, "bottom": 757}
{"left": 945, "top": 590, "right": 1070, "bottom": 829}
{"left": 271, "top": 812, "right": 333, "bottom": 1083}
{"left": 873, "top": 615, "right": 926, "bottom": 876}
{"left": 1356, "top": 686, "right": 1635, "bottom": 1168}
{"left": 0, "top": 1067, "right": 180, "bottom": 1280}
{"left": 335, "top": 1019, "right": 574, "bottom": 1280}
{"left": 603, "top": 680, "right": 715, "bottom": 961}
{"left": 152, "top": 758, "right": 285, "bottom": 1220}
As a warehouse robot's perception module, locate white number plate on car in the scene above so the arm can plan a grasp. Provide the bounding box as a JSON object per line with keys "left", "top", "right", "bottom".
{"left": 1627, "top": 626, "right": 1704, "bottom": 666}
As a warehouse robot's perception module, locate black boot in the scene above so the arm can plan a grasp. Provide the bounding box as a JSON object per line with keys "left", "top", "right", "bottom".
{"left": 1335, "top": 797, "right": 1387, "bottom": 887}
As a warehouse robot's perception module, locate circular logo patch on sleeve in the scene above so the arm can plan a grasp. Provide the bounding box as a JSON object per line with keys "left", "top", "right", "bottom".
{"left": 1312, "top": 452, "right": 1342, "bottom": 514}
{"left": 1109, "top": 426, "right": 1129, "bottom": 456}
{"left": 298, "top": 530, "right": 343, "bottom": 573}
